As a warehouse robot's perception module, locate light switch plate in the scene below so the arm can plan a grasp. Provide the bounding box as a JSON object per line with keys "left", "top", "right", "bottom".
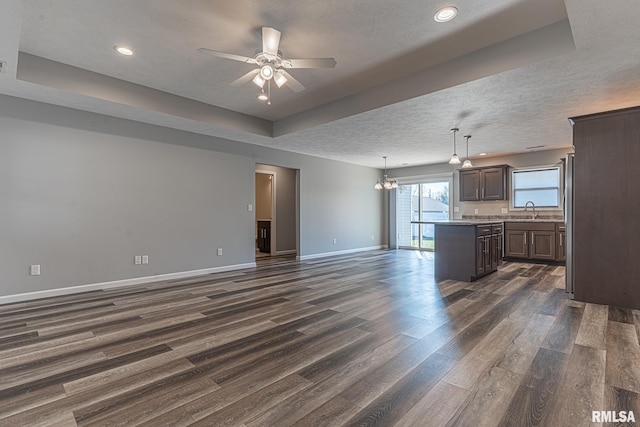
{"left": 217, "top": 248, "right": 223, "bottom": 256}
{"left": 141, "top": 255, "right": 149, "bottom": 264}
{"left": 501, "top": 208, "right": 509, "bottom": 214}
{"left": 30, "top": 264, "right": 41, "bottom": 276}
{"left": 474, "top": 209, "right": 479, "bottom": 214}
{"left": 454, "top": 207, "right": 459, "bottom": 212}
{"left": 134, "top": 255, "right": 142, "bottom": 265}
{"left": 248, "top": 203, "right": 253, "bottom": 211}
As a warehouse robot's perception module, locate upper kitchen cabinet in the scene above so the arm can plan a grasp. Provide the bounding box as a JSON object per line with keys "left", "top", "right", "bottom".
{"left": 459, "top": 165, "right": 508, "bottom": 201}
{"left": 570, "top": 105, "right": 640, "bottom": 310}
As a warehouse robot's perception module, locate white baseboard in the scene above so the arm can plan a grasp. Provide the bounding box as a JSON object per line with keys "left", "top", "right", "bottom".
{"left": 0, "top": 262, "right": 256, "bottom": 305}
{"left": 297, "top": 245, "right": 389, "bottom": 261}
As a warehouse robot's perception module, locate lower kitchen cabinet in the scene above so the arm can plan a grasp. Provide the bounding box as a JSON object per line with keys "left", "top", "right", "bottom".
{"left": 257, "top": 220, "right": 271, "bottom": 253}
{"left": 557, "top": 224, "right": 566, "bottom": 262}
{"left": 504, "top": 222, "right": 562, "bottom": 262}
{"left": 435, "top": 222, "right": 503, "bottom": 282}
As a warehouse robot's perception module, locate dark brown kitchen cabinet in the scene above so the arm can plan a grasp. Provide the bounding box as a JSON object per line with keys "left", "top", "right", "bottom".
{"left": 570, "top": 106, "right": 640, "bottom": 309}
{"left": 460, "top": 170, "right": 481, "bottom": 201}
{"left": 459, "top": 165, "right": 508, "bottom": 201}
{"left": 475, "top": 224, "right": 493, "bottom": 277}
{"left": 434, "top": 223, "right": 502, "bottom": 282}
{"left": 492, "top": 224, "right": 504, "bottom": 270}
{"left": 530, "top": 231, "right": 556, "bottom": 260}
{"left": 257, "top": 220, "right": 271, "bottom": 253}
{"left": 556, "top": 224, "right": 566, "bottom": 262}
{"left": 505, "top": 222, "right": 557, "bottom": 262}
{"left": 505, "top": 230, "right": 527, "bottom": 258}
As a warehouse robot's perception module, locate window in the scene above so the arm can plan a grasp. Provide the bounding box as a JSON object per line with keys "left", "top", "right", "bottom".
{"left": 511, "top": 166, "right": 561, "bottom": 208}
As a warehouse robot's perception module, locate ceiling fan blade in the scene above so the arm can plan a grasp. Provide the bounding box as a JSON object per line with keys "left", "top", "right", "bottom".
{"left": 230, "top": 69, "right": 260, "bottom": 87}
{"left": 262, "top": 27, "right": 281, "bottom": 56}
{"left": 280, "top": 70, "right": 305, "bottom": 92}
{"left": 283, "top": 57, "right": 337, "bottom": 69}
{"left": 197, "top": 48, "right": 257, "bottom": 64}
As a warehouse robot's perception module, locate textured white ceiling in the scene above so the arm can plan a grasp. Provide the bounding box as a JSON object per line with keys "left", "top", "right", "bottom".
{"left": 1, "top": 0, "right": 639, "bottom": 168}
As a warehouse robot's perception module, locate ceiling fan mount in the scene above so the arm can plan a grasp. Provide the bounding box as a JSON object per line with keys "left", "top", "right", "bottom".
{"left": 198, "top": 27, "right": 336, "bottom": 101}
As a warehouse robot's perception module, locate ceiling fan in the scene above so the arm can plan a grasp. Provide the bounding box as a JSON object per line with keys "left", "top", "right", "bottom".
{"left": 197, "top": 27, "right": 336, "bottom": 103}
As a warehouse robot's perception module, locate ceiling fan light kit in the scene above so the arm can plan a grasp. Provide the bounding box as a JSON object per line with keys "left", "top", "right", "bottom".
{"left": 274, "top": 71, "right": 287, "bottom": 88}
{"left": 260, "top": 64, "right": 274, "bottom": 80}
{"left": 252, "top": 73, "right": 266, "bottom": 88}
{"left": 198, "top": 26, "right": 336, "bottom": 104}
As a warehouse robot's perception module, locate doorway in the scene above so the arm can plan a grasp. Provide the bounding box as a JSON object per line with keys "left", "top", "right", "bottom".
{"left": 255, "top": 165, "right": 299, "bottom": 259}
{"left": 255, "top": 170, "right": 275, "bottom": 258}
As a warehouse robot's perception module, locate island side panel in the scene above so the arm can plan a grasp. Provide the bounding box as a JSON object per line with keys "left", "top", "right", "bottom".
{"left": 434, "top": 224, "right": 476, "bottom": 282}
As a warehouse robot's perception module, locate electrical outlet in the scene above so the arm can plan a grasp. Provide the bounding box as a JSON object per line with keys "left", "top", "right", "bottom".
{"left": 333, "top": 238, "right": 337, "bottom": 244}
{"left": 474, "top": 209, "right": 479, "bottom": 214}
{"left": 29, "top": 264, "right": 41, "bottom": 276}
{"left": 141, "top": 255, "right": 149, "bottom": 264}
{"left": 134, "top": 255, "right": 142, "bottom": 265}
{"left": 217, "top": 248, "right": 223, "bottom": 256}
{"left": 454, "top": 206, "right": 459, "bottom": 212}
{"left": 501, "top": 208, "right": 509, "bottom": 214}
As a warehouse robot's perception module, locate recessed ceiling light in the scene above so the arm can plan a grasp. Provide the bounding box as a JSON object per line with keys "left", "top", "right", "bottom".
{"left": 434, "top": 6, "right": 458, "bottom": 23}
{"left": 114, "top": 46, "right": 134, "bottom": 56}
{"left": 479, "top": 152, "right": 487, "bottom": 156}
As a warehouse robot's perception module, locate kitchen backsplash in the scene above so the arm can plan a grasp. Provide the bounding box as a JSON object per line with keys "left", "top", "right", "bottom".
{"left": 461, "top": 214, "right": 564, "bottom": 220}
{"left": 453, "top": 199, "right": 564, "bottom": 221}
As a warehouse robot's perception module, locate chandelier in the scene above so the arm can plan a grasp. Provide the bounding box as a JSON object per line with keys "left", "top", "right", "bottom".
{"left": 374, "top": 156, "right": 398, "bottom": 190}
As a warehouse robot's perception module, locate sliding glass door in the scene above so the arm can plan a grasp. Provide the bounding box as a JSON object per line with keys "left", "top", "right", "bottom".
{"left": 397, "top": 180, "right": 450, "bottom": 250}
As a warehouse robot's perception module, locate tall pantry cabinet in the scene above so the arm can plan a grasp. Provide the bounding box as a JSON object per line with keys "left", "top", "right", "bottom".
{"left": 569, "top": 106, "right": 640, "bottom": 310}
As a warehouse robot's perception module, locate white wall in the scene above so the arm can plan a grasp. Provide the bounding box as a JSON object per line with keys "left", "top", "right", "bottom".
{"left": 0, "top": 95, "right": 385, "bottom": 299}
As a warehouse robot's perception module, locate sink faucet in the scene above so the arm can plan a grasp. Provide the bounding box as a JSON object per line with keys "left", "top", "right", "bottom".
{"left": 524, "top": 201, "right": 538, "bottom": 219}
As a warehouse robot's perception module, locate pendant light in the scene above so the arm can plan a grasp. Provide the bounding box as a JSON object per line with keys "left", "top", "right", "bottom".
{"left": 462, "top": 134, "right": 473, "bottom": 168}
{"left": 448, "top": 128, "right": 461, "bottom": 165}
{"left": 374, "top": 156, "right": 398, "bottom": 190}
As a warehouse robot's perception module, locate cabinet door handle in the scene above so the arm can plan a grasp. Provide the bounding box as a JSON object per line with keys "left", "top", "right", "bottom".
{"left": 531, "top": 232, "right": 534, "bottom": 246}
{"left": 524, "top": 232, "right": 527, "bottom": 245}
{"left": 560, "top": 234, "right": 563, "bottom": 247}
{"left": 476, "top": 188, "right": 479, "bottom": 199}
{"left": 482, "top": 188, "right": 485, "bottom": 199}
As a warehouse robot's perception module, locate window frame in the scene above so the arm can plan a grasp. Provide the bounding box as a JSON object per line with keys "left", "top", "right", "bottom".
{"left": 509, "top": 165, "right": 563, "bottom": 210}
{"left": 393, "top": 173, "right": 453, "bottom": 251}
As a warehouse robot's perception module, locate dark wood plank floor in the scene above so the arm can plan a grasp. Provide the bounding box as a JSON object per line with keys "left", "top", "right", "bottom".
{"left": 1, "top": 250, "right": 639, "bottom": 426}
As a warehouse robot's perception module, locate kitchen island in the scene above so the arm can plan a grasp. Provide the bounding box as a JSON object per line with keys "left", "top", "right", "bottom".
{"left": 412, "top": 220, "right": 504, "bottom": 282}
